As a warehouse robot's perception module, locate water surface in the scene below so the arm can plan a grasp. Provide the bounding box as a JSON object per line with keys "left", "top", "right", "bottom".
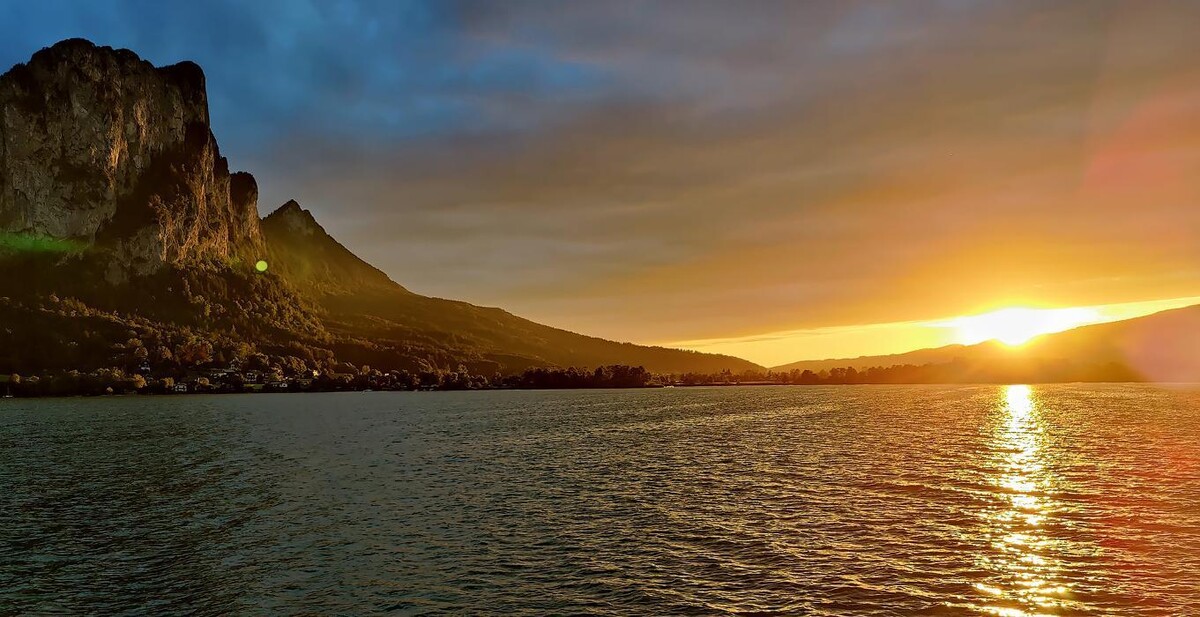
{"left": 2, "top": 385, "right": 1199, "bottom": 615}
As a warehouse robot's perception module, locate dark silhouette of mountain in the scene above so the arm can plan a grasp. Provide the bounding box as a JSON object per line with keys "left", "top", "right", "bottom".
{"left": 260, "top": 200, "right": 401, "bottom": 295}
{"left": 260, "top": 199, "right": 759, "bottom": 374}
{"left": 0, "top": 39, "right": 760, "bottom": 377}
{"left": 772, "top": 342, "right": 1011, "bottom": 373}
{"left": 773, "top": 305, "right": 1200, "bottom": 382}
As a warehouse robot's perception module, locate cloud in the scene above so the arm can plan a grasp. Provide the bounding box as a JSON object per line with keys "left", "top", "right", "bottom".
{"left": 4, "top": 1, "right": 1200, "bottom": 349}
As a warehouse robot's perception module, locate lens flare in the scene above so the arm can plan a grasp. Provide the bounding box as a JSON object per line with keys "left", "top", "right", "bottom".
{"left": 255, "top": 260, "right": 269, "bottom": 272}
{"left": 0, "top": 232, "right": 83, "bottom": 254}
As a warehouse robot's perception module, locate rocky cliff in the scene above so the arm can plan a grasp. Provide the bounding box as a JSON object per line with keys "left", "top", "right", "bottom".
{"left": 0, "top": 39, "right": 262, "bottom": 275}
{"left": 0, "top": 38, "right": 762, "bottom": 377}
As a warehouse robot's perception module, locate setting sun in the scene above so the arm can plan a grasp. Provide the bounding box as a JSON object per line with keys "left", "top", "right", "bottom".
{"left": 8, "top": 6, "right": 1200, "bottom": 617}
{"left": 940, "top": 307, "right": 1102, "bottom": 346}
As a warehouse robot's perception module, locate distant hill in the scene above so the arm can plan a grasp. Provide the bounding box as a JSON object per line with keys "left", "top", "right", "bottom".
{"left": 773, "top": 305, "right": 1200, "bottom": 382}
{"left": 772, "top": 342, "right": 1011, "bottom": 373}
{"left": 0, "top": 39, "right": 759, "bottom": 377}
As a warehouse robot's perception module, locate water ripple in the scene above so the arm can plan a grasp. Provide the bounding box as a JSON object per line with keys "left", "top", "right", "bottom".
{"left": 2, "top": 385, "right": 1199, "bottom": 615}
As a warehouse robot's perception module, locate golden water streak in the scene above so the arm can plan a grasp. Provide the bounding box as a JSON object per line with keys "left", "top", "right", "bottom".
{"left": 971, "top": 385, "right": 1077, "bottom": 616}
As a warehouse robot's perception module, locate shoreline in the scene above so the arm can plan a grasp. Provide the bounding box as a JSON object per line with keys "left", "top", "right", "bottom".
{"left": 4, "top": 380, "right": 1192, "bottom": 400}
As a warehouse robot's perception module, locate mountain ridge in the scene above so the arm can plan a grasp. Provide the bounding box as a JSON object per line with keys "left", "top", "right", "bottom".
{"left": 261, "top": 199, "right": 404, "bottom": 295}
{"left": 0, "top": 39, "right": 761, "bottom": 377}
{"left": 772, "top": 305, "right": 1200, "bottom": 382}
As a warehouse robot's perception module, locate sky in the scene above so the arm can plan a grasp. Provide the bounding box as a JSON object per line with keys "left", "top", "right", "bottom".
{"left": 3, "top": 1, "right": 1200, "bottom": 366}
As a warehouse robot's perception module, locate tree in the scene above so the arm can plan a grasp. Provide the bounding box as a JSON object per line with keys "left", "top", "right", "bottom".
{"left": 281, "top": 355, "right": 307, "bottom": 376}
{"left": 247, "top": 353, "right": 271, "bottom": 371}
{"left": 176, "top": 338, "right": 213, "bottom": 366}
{"left": 153, "top": 346, "right": 174, "bottom": 364}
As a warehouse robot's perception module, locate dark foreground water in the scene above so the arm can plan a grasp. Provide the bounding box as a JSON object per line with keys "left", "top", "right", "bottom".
{"left": 2, "top": 385, "right": 1199, "bottom": 615}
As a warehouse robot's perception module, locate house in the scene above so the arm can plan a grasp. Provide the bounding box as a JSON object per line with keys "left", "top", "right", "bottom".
{"left": 173, "top": 383, "right": 189, "bottom": 393}
{"left": 208, "top": 368, "right": 236, "bottom": 380}
{"left": 243, "top": 371, "right": 262, "bottom": 384}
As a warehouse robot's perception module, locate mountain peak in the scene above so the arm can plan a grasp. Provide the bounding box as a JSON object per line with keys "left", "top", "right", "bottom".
{"left": 261, "top": 200, "right": 402, "bottom": 295}
{"left": 276, "top": 199, "right": 303, "bottom": 213}
{"left": 21, "top": 38, "right": 207, "bottom": 117}
{"left": 0, "top": 38, "right": 762, "bottom": 378}
{"left": 26, "top": 38, "right": 140, "bottom": 69}
{"left": 0, "top": 37, "right": 257, "bottom": 273}
{"left": 265, "top": 200, "right": 324, "bottom": 236}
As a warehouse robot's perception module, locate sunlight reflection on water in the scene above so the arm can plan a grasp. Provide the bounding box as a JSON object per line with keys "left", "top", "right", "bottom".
{"left": 973, "top": 385, "right": 1075, "bottom": 617}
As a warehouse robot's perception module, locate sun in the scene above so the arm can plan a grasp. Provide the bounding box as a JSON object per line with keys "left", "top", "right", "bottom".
{"left": 939, "top": 307, "right": 1101, "bottom": 347}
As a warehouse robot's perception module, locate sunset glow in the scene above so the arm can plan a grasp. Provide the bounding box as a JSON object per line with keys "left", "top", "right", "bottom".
{"left": 5, "top": 5, "right": 1200, "bottom": 616}
{"left": 939, "top": 307, "right": 1101, "bottom": 346}
{"left": 669, "top": 295, "right": 1200, "bottom": 366}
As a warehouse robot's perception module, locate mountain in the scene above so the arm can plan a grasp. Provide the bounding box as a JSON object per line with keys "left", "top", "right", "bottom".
{"left": 772, "top": 342, "right": 1014, "bottom": 374}
{"left": 261, "top": 200, "right": 400, "bottom": 296}
{"left": 260, "top": 199, "right": 758, "bottom": 374}
{"left": 773, "top": 305, "right": 1200, "bottom": 382}
{"left": 0, "top": 38, "right": 263, "bottom": 277}
{"left": 0, "top": 39, "right": 759, "bottom": 378}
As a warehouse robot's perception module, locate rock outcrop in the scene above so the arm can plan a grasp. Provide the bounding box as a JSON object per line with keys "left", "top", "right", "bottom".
{"left": 0, "top": 38, "right": 262, "bottom": 273}
{"left": 262, "top": 200, "right": 402, "bottom": 295}
{"left": 0, "top": 37, "right": 764, "bottom": 377}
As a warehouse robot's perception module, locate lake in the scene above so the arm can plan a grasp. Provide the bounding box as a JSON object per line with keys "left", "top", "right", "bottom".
{"left": 2, "top": 385, "right": 1199, "bottom": 615}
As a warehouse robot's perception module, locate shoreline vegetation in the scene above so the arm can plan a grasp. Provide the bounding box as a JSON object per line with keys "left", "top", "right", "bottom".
{"left": 1, "top": 358, "right": 1160, "bottom": 398}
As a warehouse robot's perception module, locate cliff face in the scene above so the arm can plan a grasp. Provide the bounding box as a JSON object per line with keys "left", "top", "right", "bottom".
{"left": 0, "top": 38, "right": 762, "bottom": 376}
{"left": 0, "top": 39, "right": 262, "bottom": 273}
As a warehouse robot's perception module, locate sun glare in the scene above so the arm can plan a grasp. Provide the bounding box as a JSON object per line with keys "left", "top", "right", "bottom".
{"left": 940, "top": 307, "right": 1101, "bottom": 347}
